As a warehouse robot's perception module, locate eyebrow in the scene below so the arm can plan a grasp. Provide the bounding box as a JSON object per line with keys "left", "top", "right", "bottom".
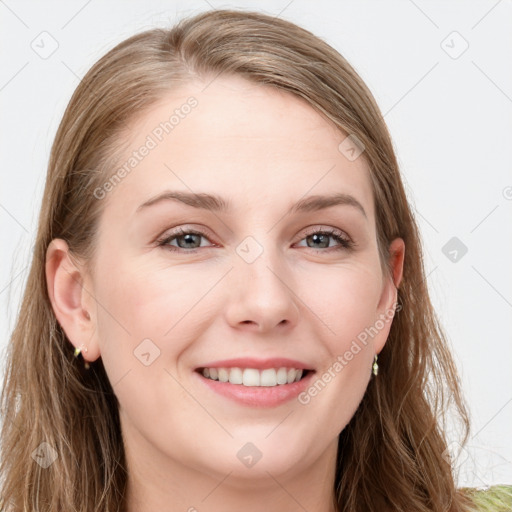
{"left": 137, "top": 191, "right": 367, "bottom": 219}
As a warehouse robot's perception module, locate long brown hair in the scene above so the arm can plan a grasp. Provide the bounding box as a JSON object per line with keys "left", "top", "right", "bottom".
{"left": 0, "top": 9, "right": 477, "bottom": 511}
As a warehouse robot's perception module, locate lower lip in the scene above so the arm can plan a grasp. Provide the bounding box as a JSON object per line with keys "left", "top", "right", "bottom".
{"left": 194, "top": 370, "right": 315, "bottom": 408}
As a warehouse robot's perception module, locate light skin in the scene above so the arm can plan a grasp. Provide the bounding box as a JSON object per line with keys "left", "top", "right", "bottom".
{"left": 46, "top": 76, "right": 404, "bottom": 512}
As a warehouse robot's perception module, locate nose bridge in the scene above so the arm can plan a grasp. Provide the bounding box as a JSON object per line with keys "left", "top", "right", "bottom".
{"left": 236, "top": 234, "right": 290, "bottom": 299}
{"left": 225, "top": 233, "right": 300, "bottom": 331}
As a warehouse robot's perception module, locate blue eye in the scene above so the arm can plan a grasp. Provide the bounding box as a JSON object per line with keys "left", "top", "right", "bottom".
{"left": 157, "top": 227, "right": 354, "bottom": 253}
{"left": 157, "top": 228, "right": 213, "bottom": 252}
{"left": 297, "top": 229, "right": 354, "bottom": 251}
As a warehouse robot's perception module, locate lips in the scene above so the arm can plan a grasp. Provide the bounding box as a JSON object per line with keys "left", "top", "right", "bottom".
{"left": 195, "top": 357, "right": 314, "bottom": 386}
{"left": 194, "top": 357, "right": 316, "bottom": 407}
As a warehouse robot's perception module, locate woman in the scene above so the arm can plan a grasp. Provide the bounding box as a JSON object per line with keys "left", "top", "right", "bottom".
{"left": 0, "top": 9, "right": 510, "bottom": 512}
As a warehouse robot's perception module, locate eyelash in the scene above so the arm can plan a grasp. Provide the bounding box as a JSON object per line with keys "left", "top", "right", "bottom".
{"left": 156, "top": 226, "right": 355, "bottom": 254}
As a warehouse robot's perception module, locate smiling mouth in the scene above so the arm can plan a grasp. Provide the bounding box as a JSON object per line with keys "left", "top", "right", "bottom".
{"left": 196, "top": 367, "right": 312, "bottom": 387}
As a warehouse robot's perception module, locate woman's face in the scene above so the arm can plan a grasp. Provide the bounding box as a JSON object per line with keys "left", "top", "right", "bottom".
{"left": 80, "top": 76, "right": 403, "bottom": 486}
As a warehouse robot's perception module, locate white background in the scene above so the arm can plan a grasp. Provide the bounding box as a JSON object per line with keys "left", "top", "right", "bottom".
{"left": 1, "top": 0, "right": 511, "bottom": 489}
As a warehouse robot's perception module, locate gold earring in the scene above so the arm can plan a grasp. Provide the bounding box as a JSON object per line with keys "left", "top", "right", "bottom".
{"left": 372, "top": 354, "right": 379, "bottom": 376}
{"left": 74, "top": 345, "right": 88, "bottom": 357}
{"left": 73, "top": 345, "right": 90, "bottom": 370}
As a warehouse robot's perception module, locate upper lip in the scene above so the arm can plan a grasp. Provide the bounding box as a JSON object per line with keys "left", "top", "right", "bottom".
{"left": 196, "top": 357, "right": 315, "bottom": 371}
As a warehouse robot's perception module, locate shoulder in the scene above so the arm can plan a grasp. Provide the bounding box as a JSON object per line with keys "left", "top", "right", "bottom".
{"left": 461, "top": 485, "right": 512, "bottom": 511}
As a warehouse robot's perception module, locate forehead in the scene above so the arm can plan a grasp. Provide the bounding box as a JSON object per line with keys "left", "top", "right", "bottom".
{"left": 104, "top": 75, "right": 375, "bottom": 221}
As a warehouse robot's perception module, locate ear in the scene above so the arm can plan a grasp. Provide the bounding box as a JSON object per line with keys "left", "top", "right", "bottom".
{"left": 45, "top": 239, "right": 100, "bottom": 363}
{"left": 374, "top": 237, "right": 405, "bottom": 353}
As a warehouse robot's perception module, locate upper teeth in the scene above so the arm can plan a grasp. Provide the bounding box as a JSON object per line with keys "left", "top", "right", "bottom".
{"left": 201, "top": 367, "right": 304, "bottom": 387}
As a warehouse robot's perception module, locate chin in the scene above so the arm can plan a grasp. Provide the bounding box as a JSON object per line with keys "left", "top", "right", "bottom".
{"left": 224, "top": 453, "right": 308, "bottom": 487}
{"left": 206, "top": 432, "right": 314, "bottom": 481}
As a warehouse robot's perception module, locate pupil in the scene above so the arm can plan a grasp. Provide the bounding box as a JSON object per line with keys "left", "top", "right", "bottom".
{"left": 179, "top": 234, "right": 200, "bottom": 248}
{"left": 309, "top": 233, "right": 328, "bottom": 248}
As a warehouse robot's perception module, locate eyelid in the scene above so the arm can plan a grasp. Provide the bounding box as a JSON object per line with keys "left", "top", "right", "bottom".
{"left": 298, "top": 225, "right": 352, "bottom": 243}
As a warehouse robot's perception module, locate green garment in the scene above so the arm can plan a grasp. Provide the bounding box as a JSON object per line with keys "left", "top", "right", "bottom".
{"left": 463, "top": 485, "right": 512, "bottom": 511}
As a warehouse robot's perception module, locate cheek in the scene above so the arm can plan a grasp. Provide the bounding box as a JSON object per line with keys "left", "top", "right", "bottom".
{"left": 294, "top": 263, "right": 383, "bottom": 419}
{"left": 91, "top": 257, "right": 219, "bottom": 432}
{"left": 294, "top": 260, "right": 391, "bottom": 434}
{"left": 297, "top": 262, "right": 383, "bottom": 349}
{"left": 93, "top": 255, "right": 223, "bottom": 361}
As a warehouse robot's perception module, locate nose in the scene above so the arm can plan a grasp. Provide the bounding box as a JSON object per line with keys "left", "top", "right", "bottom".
{"left": 224, "top": 247, "right": 300, "bottom": 334}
